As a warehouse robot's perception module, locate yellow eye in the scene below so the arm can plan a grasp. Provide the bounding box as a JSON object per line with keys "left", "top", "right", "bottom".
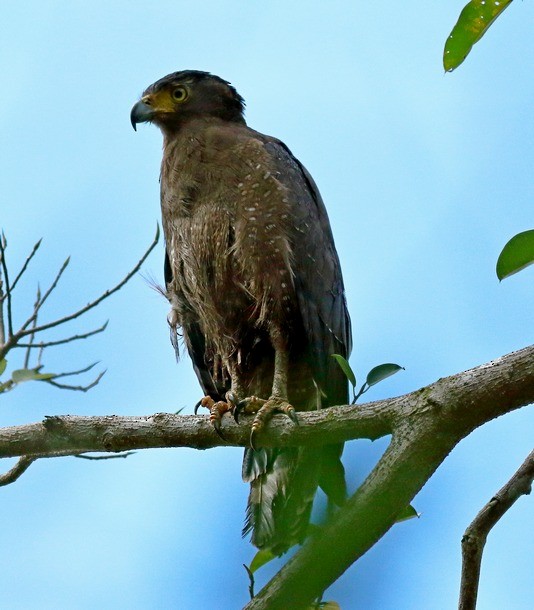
{"left": 172, "top": 86, "right": 188, "bottom": 102}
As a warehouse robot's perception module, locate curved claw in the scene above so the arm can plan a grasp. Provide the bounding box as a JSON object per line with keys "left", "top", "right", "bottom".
{"left": 233, "top": 400, "right": 246, "bottom": 423}
{"left": 213, "top": 418, "right": 227, "bottom": 441}
{"left": 194, "top": 399, "right": 203, "bottom": 415}
{"left": 287, "top": 407, "right": 299, "bottom": 425}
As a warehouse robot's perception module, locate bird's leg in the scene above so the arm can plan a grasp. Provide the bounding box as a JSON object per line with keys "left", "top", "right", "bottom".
{"left": 236, "top": 328, "right": 298, "bottom": 448}
{"left": 225, "top": 358, "right": 247, "bottom": 414}
{"left": 193, "top": 358, "right": 244, "bottom": 439}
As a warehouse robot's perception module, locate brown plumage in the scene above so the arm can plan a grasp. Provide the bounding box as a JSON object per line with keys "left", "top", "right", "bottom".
{"left": 131, "top": 70, "right": 352, "bottom": 554}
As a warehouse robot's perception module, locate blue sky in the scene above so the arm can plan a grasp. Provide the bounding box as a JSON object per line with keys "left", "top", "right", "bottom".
{"left": 1, "top": 1, "right": 533, "bottom": 608}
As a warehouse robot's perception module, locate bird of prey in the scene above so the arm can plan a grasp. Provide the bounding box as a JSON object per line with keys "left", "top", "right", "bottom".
{"left": 131, "top": 71, "right": 352, "bottom": 554}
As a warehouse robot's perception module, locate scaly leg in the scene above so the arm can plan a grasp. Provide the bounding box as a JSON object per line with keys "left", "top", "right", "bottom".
{"left": 193, "top": 357, "right": 246, "bottom": 438}
{"left": 235, "top": 328, "right": 298, "bottom": 448}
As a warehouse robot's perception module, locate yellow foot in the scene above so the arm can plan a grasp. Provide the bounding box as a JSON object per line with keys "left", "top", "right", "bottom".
{"left": 234, "top": 396, "right": 298, "bottom": 449}
{"left": 194, "top": 395, "right": 233, "bottom": 439}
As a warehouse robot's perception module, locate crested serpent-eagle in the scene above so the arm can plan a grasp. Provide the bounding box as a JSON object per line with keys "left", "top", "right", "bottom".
{"left": 131, "top": 71, "right": 352, "bottom": 554}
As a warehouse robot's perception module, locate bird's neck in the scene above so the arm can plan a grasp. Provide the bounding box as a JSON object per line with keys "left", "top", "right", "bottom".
{"left": 159, "top": 114, "right": 245, "bottom": 142}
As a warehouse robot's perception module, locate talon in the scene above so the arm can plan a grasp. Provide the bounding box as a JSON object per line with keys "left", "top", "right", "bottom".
{"left": 194, "top": 395, "right": 215, "bottom": 415}
{"left": 233, "top": 397, "right": 252, "bottom": 424}
{"left": 287, "top": 407, "right": 299, "bottom": 425}
{"left": 233, "top": 402, "right": 243, "bottom": 424}
{"left": 208, "top": 400, "right": 232, "bottom": 441}
{"left": 213, "top": 417, "right": 226, "bottom": 440}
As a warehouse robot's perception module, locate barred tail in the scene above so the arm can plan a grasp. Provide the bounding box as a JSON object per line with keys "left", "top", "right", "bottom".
{"left": 242, "top": 446, "right": 321, "bottom": 555}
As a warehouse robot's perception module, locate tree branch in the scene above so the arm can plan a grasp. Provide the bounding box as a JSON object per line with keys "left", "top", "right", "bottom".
{"left": 0, "top": 456, "right": 36, "bottom": 487}
{"left": 0, "top": 226, "right": 160, "bottom": 363}
{"left": 243, "top": 345, "right": 534, "bottom": 610}
{"left": 16, "top": 321, "right": 109, "bottom": 349}
{"left": 0, "top": 345, "right": 532, "bottom": 608}
{"left": 458, "top": 449, "right": 534, "bottom": 610}
{"left": 0, "top": 233, "right": 14, "bottom": 339}
{"left": 9, "top": 238, "right": 42, "bottom": 295}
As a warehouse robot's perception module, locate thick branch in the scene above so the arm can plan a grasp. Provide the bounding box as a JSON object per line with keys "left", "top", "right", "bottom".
{"left": 0, "top": 456, "right": 36, "bottom": 486}
{"left": 0, "top": 346, "right": 532, "bottom": 609}
{"left": 458, "top": 450, "right": 534, "bottom": 610}
{"left": 243, "top": 345, "right": 534, "bottom": 610}
{"left": 0, "top": 345, "right": 532, "bottom": 461}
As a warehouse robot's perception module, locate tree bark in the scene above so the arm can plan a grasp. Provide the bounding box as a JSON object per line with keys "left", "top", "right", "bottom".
{"left": 0, "top": 345, "right": 533, "bottom": 609}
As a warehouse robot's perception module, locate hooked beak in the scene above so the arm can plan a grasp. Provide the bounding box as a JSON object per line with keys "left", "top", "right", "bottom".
{"left": 130, "top": 100, "right": 155, "bottom": 131}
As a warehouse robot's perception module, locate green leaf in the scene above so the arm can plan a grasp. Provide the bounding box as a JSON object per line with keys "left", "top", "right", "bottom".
{"left": 331, "top": 354, "right": 356, "bottom": 388}
{"left": 365, "top": 363, "right": 404, "bottom": 388}
{"left": 11, "top": 368, "right": 56, "bottom": 383}
{"left": 396, "top": 504, "right": 420, "bottom": 523}
{"left": 496, "top": 230, "right": 534, "bottom": 280}
{"left": 11, "top": 369, "right": 40, "bottom": 383}
{"left": 248, "top": 549, "right": 276, "bottom": 574}
{"left": 443, "top": 0, "right": 513, "bottom": 72}
{"left": 0, "top": 359, "right": 7, "bottom": 376}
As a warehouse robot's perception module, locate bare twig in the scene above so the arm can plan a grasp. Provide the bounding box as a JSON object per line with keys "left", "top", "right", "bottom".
{"left": 0, "top": 456, "right": 36, "bottom": 487}
{"left": 17, "top": 321, "right": 109, "bottom": 349}
{"left": 15, "top": 225, "right": 160, "bottom": 340}
{"left": 244, "top": 564, "right": 255, "bottom": 600}
{"left": 458, "top": 450, "right": 534, "bottom": 610}
{"left": 19, "top": 257, "right": 71, "bottom": 331}
{"left": 17, "top": 258, "right": 69, "bottom": 335}
{"left": 23, "top": 287, "right": 41, "bottom": 368}
{"left": 50, "top": 362, "right": 100, "bottom": 378}
{"left": 0, "top": 267, "right": 5, "bottom": 346}
{"left": 10, "top": 238, "right": 42, "bottom": 294}
{"left": 46, "top": 369, "right": 106, "bottom": 392}
{"left": 0, "top": 227, "right": 159, "bottom": 364}
{"left": 0, "top": 233, "right": 13, "bottom": 339}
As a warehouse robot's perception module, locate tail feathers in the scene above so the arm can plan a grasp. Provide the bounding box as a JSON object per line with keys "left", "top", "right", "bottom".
{"left": 242, "top": 447, "right": 319, "bottom": 555}
{"left": 318, "top": 443, "right": 347, "bottom": 507}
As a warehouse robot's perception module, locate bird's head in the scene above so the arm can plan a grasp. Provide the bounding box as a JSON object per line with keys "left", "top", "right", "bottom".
{"left": 130, "top": 70, "right": 245, "bottom": 134}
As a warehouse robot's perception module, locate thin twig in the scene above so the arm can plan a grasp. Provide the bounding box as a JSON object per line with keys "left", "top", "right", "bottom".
{"left": 19, "top": 258, "right": 70, "bottom": 333}
{"left": 10, "top": 238, "right": 42, "bottom": 294}
{"left": 0, "top": 456, "right": 36, "bottom": 487}
{"left": 0, "top": 268, "right": 5, "bottom": 346}
{"left": 243, "top": 564, "right": 255, "bottom": 600}
{"left": 17, "top": 321, "right": 109, "bottom": 349}
{"left": 24, "top": 287, "right": 41, "bottom": 368}
{"left": 0, "top": 234, "right": 13, "bottom": 339}
{"left": 458, "top": 449, "right": 534, "bottom": 610}
{"left": 15, "top": 225, "right": 159, "bottom": 339}
{"left": 50, "top": 362, "right": 99, "bottom": 378}
{"left": 35, "top": 258, "right": 70, "bottom": 311}
{"left": 45, "top": 370, "right": 106, "bottom": 392}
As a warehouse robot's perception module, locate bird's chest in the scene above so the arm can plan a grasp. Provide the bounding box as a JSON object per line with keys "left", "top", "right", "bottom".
{"left": 160, "top": 135, "right": 295, "bottom": 331}
{"left": 159, "top": 154, "right": 242, "bottom": 324}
